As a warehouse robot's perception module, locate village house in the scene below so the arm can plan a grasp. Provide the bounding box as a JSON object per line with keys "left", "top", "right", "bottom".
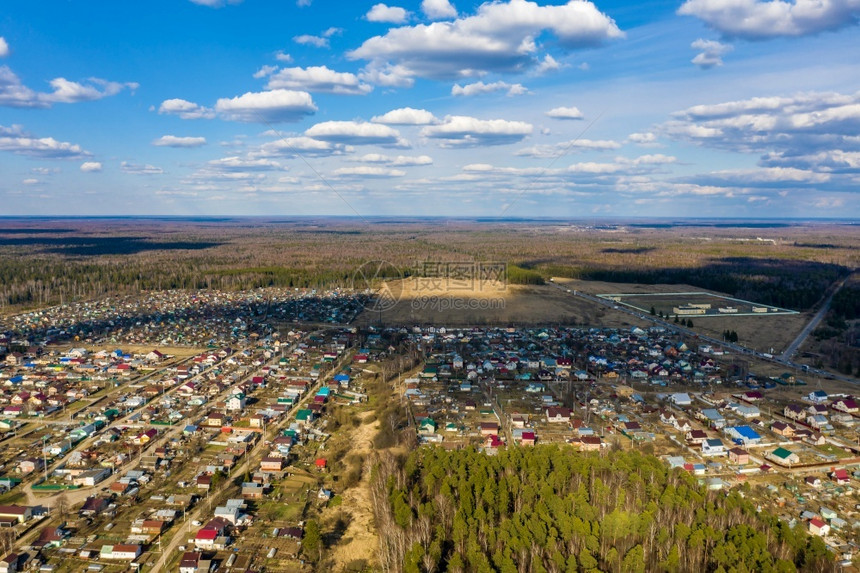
{"left": 728, "top": 447, "right": 749, "bottom": 465}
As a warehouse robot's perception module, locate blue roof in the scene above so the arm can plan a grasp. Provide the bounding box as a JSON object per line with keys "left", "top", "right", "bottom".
{"left": 333, "top": 374, "right": 349, "bottom": 381}
{"left": 732, "top": 426, "right": 760, "bottom": 439}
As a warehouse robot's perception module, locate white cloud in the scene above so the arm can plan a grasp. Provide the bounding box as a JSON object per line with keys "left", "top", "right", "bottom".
{"left": 253, "top": 65, "right": 278, "bottom": 79}
{"left": 121, "top": 161, "right": 163, "bottom": 175}
{"left": 305, "top": 120, "right": 407, "bottom": 146}
{"left": 451, "top": 81, "right": 527, "bottom": 97}
{"left": 0, "top": 124, "right": 91, "bottom": 159}
{"left": 1, "top": 66, "right": 137, "bottom": 108}
{"left": 359, "top": 62, "right": 415, "bottom": 88}
{"left": 22, "top": 178, "right": 39, "bottom": 185}
{"left": 535, "top": 54, "right": 562, "bottom": 74}
{"left": 678, "top": 0, "right": 860, "bottom": 39}
{"left": 367, "top": 3, "right": 410, "bottom": 23}
{"left": 691, "top": 38, "right": 733, "bottom": 69}
{"left": 153, "top": 135, "right": 207, "bottom": 148}
{"left": 158, "top": 98, "right": 216, "bottom": 119}
{"left": 265, "top": 66, "right": 372, "bottom": 95}
{"left": 0, "top": 37, "right": 9, "bottom": 58}
{"left": 685, "top": 166, "right": 831, "bottom": 187}
{"left": 256, "top": 136, "right": 352, "bottom": 158}
{"left": 349, "top": 0, "right": 624, "bottom": 80}
{"left": 189, "top": 0, "right": 243, "bottom": 6}
{"left": 421, "top": 115, "right": 533, "bottom": 147}
{"left": 628, "top": 132, "right": 660, "bottom": 146}
{"left": 516, "top": 138, "right": 621, "bottom": 157}
{"left": 80, "top": 161, "right": 103, "bottom": 172}
{"left": 215, "top": 89, "right": 317, "bottom": 123}
{"left": 355, "top": 153, "right": 433, "bottom": 166}
{"left": 41, "top": 77, "right": 138, "bottom": 104}
{"left": 0, "top": 66, "right": 40, "bottom": 108}
{"left": 293, "top": 27, "right": 341, "bottom": 49}
{"left": 662, "top": 91, "right": 860, "bottom": 158}
{"left": 546, "top": 106, "right": 584, "bottom": 120}
{"left": 422, "top": 0, "right": 458, "bottom": 19}
{"left": 333, "top": 166, "right": 406, "bottom": 177}
{"left": 275, "top": 51, "right": 293, "bottom": 62}
{"left": 372, "top": 107, "right": 438, "bottom": 125}
{"left": 294, "top": 34, "right": 330, "bottom": 48}
{"left": 206, "top": 156, "right": 286, "bottom": 171}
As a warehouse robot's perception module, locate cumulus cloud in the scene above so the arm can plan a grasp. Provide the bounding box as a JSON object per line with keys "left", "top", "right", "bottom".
{"left": 372, "top": 107, "right": 438, "bottom": 125}
{"left": 421, "top": 115, "right": 533, "bottom": 147}
{"left": 333, "top": 166, "right": 406, "bottom": 177}
{"left": 305, "top": 120, "right": 408, "bottom": 146}
{"left": 215, "top": 89, "right": 317, "bottom": 123}
{"left": 265, "top": 66, "right": 372, "bottom": 95}
{"left": 80, "top": 161, "right": 103, "bottom": 172}
{"left": 275, "top": 51, "right": 293, "bottom": 62}
{"left": 516, "top": 138, "right": 621, "bottom": 157}
{"left": 683, "top": 166, "right": 831, "bottom": 187}
{"left": 663, "top": 90, "right": 860, "bottom": 189}
{"left": 153, "top": 135, "right": 207, "bottom": 148}
{"left": 294, "top": 27, "right": 342, "bottom": 49}
{"left": 0, "top": 124, "right": 91, "bottom": 159}
{"left": 691, "top": 38, "right": 733, "bottom": 69}
{"left": 662, "top": 91, "right": 860, "bottom": 156}
{"left": 535, "top": 54, "right": 562, "bottom": 74}
{"left": 158, "top": 98, "right": 216, "bottom": 119}
{"left": 359, "top": 62, "right": 415, "bottom": 87}
{"left": 546, "top": 106, "right": 584, "bottom": 120}
{"left": 256, "top": 136, "right": 352, "bottom": 158}
{"left": 452, "top": 81, "right": 527, "bottom": 96}
{"left": 367, "top": 3, "right": 410, "bottom": 23}
{"left": 349, "top": 0, "right": 623, "bottom": 81}
{"left": 355, "top": 153, "right": 433, "bottom": 166}
{"left": 1, "top": 66, "right": 137, "bottom": 108}
{"left": 121, "top": 161, "right": 163, "bottom": 175}
{"left": 678, "top": 0, "right": 860, "bottom": 39}
{"left": 206, "top": 156, "right": 286, "bottom": 172}
{"left": 628, "top": 132, "right": 660, "bottom": 146}
{"left": 422, "top": 0, "right": 458, "bottom": 19}
{"left": 0, "top": 37, "right": 8, "bottom": 58}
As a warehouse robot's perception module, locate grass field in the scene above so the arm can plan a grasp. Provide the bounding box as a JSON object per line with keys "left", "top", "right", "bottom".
{"left": 596, "top": 291, "right": 797, "bottom": 318}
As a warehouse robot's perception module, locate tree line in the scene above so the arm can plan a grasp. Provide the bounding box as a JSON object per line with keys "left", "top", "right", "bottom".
{"left": 370, "top": 445, "right": 833, "bottom": 573}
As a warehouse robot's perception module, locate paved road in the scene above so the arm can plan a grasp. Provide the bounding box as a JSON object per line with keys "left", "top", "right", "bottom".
{"left": 780, "top": 274, "right": 852, "bottom": 361}
{"left": 549, "top": 280, "right": 859, "bottom": 386}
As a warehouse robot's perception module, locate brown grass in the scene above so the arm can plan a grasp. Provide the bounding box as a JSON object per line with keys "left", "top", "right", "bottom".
{"left": 354, "top": 280, "right": 647, "bottom": 328}
{"left": 324, "top": 410, "right": 380, "bottom": 570}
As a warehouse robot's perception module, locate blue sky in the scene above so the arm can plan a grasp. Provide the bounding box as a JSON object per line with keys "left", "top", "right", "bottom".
{"left": 1, "top": 0, "right": 858, "bottom": 217}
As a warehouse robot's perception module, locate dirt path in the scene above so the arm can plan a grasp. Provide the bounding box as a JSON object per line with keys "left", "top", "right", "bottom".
{"left": 327, "top": 410, "right": 379, "bottom": 569}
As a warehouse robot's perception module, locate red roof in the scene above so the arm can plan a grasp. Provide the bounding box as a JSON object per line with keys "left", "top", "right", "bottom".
{"left": 195, "top": 529, "right": 218, "bottom": 540}
{"left": 315, "top": 458, "right": 327, "bottom": 468}
{"left": 809, "top": 518, "right": 826, "bottom": 528}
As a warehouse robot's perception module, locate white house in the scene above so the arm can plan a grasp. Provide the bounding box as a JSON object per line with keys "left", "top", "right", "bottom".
{"left": 669, "top": 393, "right": 692, "bottom": 406}
{"left": 702, "top": 438, "right": 726, "bottom": 456}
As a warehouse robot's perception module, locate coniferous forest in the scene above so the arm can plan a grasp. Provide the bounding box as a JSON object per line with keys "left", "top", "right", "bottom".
{"left": 370, "top": 446, "right": 834, "bottom": 573}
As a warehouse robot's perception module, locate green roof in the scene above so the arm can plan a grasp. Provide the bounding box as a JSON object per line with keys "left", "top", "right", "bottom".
{"left": 771, "top": 447, "right": 795, "bottom": 459}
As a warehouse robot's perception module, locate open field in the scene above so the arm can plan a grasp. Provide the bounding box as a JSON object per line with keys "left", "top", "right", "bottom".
{"left": 597, "top": 291, "right": 797, "bottom": 318}
{"left": 354, "top": 281, "right": 648, "bottom": 328}
{"left": 556, "top": 277, "right": 813, "bottom": 357}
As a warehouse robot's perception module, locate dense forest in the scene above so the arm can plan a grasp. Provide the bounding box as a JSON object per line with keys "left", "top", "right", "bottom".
{"left": 0, "top": 219, "right": 856, "bottom": 311}
{"left": 370, "top": 446, "right": 834, "bottom": 573}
